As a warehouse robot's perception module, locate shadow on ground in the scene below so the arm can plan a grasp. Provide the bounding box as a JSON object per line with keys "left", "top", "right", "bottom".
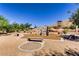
{"left": 32, "top": 47, "right": 79, "bottom": 56}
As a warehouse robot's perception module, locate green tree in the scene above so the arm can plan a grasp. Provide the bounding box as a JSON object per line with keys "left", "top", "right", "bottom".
{"left": 0, "top": 16, "right": 9, "bottom": 33}
{"left": 34, "top": 25, "right": 37, "bottom": 28}
{"left": 24, "top": 23, "right": 32, "bottom": 30}
{"left": 20, "top": 24, "right": 25, "bottom": 31}
{"left": 11, "top": 23, "right": 20, "bottom": 32}
{"left": 70, "top": 9, "right": 79, "bottom": 27}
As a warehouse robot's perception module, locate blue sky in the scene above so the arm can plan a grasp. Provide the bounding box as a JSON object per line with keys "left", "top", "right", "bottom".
{"left": 0, "top": 3, "right": 79, "bottom": 27}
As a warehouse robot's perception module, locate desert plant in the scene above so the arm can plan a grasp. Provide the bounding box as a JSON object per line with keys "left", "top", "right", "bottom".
{"left": 63, "top": 29, "right": 69, "bottom": 34}
{"left": 69, "top": 24, "right": 76, "bottom": 29}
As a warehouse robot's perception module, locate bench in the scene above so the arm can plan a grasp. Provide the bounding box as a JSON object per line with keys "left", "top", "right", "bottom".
{"left": 27, "top": 38, "right": 43, "bottom": 42}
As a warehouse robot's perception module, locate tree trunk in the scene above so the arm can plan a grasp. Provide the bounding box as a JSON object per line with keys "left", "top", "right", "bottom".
{"left": 46, "top": 26, "right": 49, "bottom": 36}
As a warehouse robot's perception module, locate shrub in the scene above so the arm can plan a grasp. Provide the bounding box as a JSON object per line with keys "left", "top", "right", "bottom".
{"left": 63, "top": 29, "right": 69, "bottom": 34}
{"left": 69, "top": 25, "right": 76, "bottom": 29}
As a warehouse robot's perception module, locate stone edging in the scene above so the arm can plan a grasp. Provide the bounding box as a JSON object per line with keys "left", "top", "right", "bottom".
{"left": 18, "top": 40, "right": 45, "bottom": 52}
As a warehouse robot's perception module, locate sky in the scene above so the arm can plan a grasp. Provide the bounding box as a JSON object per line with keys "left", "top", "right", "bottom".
{"left": 0, "top": 3, "right": 79, "bottom": 27}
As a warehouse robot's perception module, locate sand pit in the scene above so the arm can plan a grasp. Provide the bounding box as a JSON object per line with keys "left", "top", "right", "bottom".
{"left": 18, "top": 41, "right": 44, "bottom": 52}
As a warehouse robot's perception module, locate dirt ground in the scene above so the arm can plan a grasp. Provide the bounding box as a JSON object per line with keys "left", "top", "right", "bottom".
{"left": 0, "top": 33, "right": 79, "bottom": 56}
{"left": 23, "top": 34, "right": 60, "bottom": 40}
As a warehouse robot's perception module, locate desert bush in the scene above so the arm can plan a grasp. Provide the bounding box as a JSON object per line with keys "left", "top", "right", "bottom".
{"left": 69, "top": 24, "right": 76, "bottom": 29}
{"left": 63, "top": 29, "right": 69, "bottom": 34}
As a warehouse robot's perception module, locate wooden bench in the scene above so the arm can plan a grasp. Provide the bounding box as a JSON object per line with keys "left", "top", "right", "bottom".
{"left": 27, "top": 37, "right": 43, "bottom": 42}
